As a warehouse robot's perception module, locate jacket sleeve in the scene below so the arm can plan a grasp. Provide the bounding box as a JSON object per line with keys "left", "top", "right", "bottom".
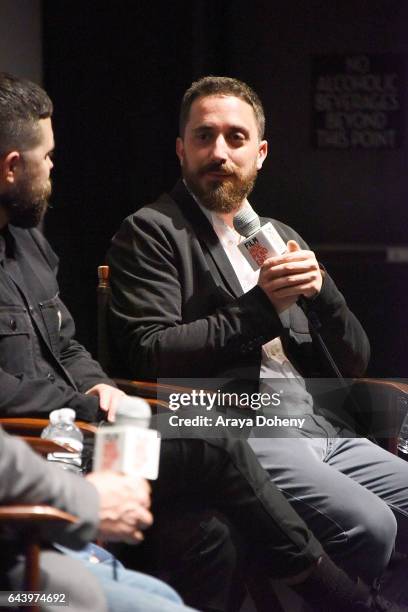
{"left": 0, "top": 367, "right": 101, "bottom": 421}
{"left": 300, "top": 270, "right": 370, "bottom": 377}
{"left": 0, "top": 427, "right": 99, "bottom": 548}
{"left": 275, "top": 222, "right": 370, "bottom": 378}
{"left": 107, "top": 212, "right": 284, "bottom": 379}
{"left": 56, "top": 297, "right": 116, "bottom": 393}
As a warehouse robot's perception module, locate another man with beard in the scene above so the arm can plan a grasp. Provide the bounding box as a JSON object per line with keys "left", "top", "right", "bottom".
{"left": 108, "top": 76, "right": 408, "bottom": 602}
{"left": 0, "top": 72, "right": 125, "bottom": 422}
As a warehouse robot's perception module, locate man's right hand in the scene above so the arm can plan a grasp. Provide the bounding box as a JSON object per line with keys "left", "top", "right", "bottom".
{"left": 258, "top": 240, "right": 323, "bottom": 313}
{"left": 86, "top": 471, "right": 153, "bottom": 544}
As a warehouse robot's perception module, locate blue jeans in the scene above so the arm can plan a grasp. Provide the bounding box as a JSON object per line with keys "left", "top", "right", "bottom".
{"left": 249, "top": 436, "right": 408, "bottom": 582}
{"left": 58, "top": 544, "right": 197, "bottom": 612}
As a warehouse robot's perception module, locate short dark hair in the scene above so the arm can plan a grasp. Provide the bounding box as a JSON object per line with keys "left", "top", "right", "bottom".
{"left": 0, "top": 72, "right": 53, "bottom": 156}
{"left": 179, "top": 76, "right": 265, "bottom": 139}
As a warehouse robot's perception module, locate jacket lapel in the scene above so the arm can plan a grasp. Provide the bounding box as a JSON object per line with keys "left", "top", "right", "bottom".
{"left": 170, "top": 181, "right": 244, "bottom": 298}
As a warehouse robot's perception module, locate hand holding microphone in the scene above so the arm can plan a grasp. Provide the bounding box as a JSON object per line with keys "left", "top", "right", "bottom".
{"left": 86, "top": 471, "right": 153, "bottom": 544}
{"left": 233, "top": 203, "right": 323, "bottom": 314}
{"left": 258, "top": 240, "right": 323, "bottom": 313}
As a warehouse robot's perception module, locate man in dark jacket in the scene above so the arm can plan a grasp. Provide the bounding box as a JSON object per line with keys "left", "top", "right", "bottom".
{"left": 0, "top": 73, "right": 125, "bottom": 422}
{"left": 108, "top": 75, "right": 408, "bottom": 598}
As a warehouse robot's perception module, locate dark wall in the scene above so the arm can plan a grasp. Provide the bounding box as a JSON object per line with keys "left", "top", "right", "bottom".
{"left": 42, "top": 1, "right": 408, "bottom": 376}
{"left": 0, "top": 0, "right": 42, "bottom": 81}
{"left": 43, "top": 1, "right": 194, "bottom": 352}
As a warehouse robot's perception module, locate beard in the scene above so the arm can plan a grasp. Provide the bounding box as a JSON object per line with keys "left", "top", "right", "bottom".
{"left": 0, "top": 174, "right": 51, "bottom": 229}
{"left": 182, "top": 160, "right": 257, "bottom": 214}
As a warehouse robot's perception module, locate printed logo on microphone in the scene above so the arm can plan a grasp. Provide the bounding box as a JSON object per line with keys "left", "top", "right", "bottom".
{"left": 100, "top": 435, "right": 120, "bottom": 470}
{"left": 94, "top": 428, "right": 161, "bottom": 479}
{"left": 244, "top": 237, "right": 269, "bottom": 266}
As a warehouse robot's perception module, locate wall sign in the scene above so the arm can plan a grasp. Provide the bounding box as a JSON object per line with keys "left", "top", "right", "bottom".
{"left": 311, "top": 54, "right": 404, "bottom": 149}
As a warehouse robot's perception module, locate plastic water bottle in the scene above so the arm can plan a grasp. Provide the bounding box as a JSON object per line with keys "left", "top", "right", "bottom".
{"left": 41, "top": 408, "right": 84, "bottom": 473}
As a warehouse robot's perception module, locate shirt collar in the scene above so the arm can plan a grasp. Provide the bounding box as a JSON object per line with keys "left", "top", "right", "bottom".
{"left": 182, "top": 178, "right": 248, "bottom": 239}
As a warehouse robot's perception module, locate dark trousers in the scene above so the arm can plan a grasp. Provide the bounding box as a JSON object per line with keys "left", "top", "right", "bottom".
{"left": 154, "top": 437, "right": 323, "bottom": 576}
{"left": 117, "top": 436, "right": 323, "bottom": 611}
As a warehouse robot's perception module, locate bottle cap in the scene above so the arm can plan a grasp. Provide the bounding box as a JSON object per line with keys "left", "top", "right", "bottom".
{"left": 49, "top": 407, "right": 77, "bottom": 424}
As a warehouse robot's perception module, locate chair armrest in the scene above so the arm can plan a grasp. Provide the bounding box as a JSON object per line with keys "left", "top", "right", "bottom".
{"left": 0, "top": 417, "right": 97, "bottom": 437}
{"left": 114, "top": 379, "right": 173, "bottom": 410}
{"left": 0, "top": 505, "right": 77, "bottom": 525}
{"left": 20, "top": 437, "right": 79, "bottom": 456}
{"left": 354, "top": 378, "right": 408, "bottom": 395}
{"left": 350, "top": 378, "right": 408, "bottom": 453}
{"left": 0, "top": 505, "right": 78, "bottom": 595}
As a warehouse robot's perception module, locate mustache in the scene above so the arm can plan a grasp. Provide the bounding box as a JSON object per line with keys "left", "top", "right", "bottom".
{"left": 198, "top": 161, "right": 237, "bottom": 176}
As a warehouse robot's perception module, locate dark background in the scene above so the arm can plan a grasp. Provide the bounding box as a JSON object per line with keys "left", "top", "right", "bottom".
{"left": 42, "top": 0, "right": 408, "bottom": 377}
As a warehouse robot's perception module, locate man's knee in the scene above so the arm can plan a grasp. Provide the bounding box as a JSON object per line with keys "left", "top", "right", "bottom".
{"left": 153, "top": 510, "right": 243, "bottom": 576}
{"left": 8, "top": 551, "right": 108, "bottom": 612}
{"left": 360, "top": 501, "right": 397, "bottom": 567}
{"left": 199, "top": 513, "right": 244, "bottom": 570}
{"left": 121, "top": 508, "right": 245, "bottom": 611}
{"left": 343, "top": 498, "right": 398, "bottom": 582}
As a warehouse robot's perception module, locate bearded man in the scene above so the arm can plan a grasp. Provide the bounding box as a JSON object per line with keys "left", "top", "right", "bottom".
{"left": 0, "top": 72, "right": 126, "bottom": 421}
{"left": 108, "top": 76, "right": 408, "bottom": 606}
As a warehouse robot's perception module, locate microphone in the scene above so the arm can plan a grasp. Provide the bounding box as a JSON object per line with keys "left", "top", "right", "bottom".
{"left": 233, "top": 203, "right": 317, "bottom": 322}
{"left": 233, "top": 202, "right": 287, "bottom": 270}
{"left": 234, "top": 205, "right": 342, "bottom": 375}
{"left": 93, "top": 396, "right": 161, "bottom": 479}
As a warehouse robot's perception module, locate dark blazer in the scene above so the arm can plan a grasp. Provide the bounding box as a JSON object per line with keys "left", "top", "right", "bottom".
{"left": 0, "top": 225, "right": 112, "bottom": 420}
{"left": 107, "top": 180, "right": 370, "bottom": 383}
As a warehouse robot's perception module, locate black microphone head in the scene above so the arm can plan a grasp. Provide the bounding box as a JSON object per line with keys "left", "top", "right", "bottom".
{"left": 233, "top": 203, "right": 261, "bottom": 237}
